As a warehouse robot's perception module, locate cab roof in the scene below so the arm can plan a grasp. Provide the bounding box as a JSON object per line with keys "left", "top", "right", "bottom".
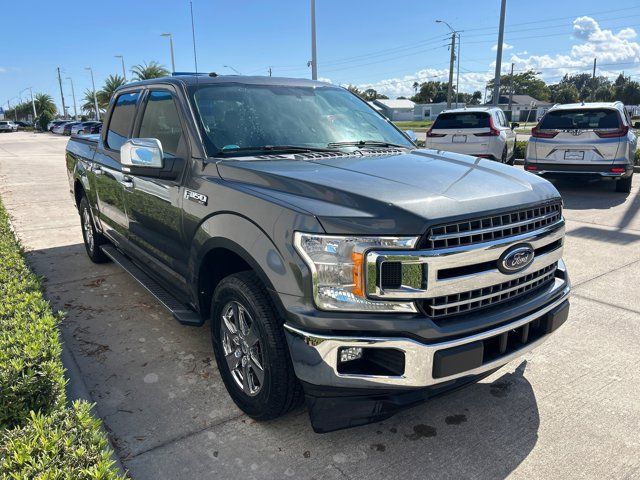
{"left": 121, "top": 74, "right": 333, "bottom": 90}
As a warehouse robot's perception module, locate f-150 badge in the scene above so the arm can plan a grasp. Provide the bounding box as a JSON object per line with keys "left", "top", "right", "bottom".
{"left": 184, "top": 190, "right": 208, "bottom": 206}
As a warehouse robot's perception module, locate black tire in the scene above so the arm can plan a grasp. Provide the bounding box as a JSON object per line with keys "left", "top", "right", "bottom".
{"left": 500, "top": 146, "right": 508, "bottom": 164}
{"left": 79, "top": 196, "right": 109, "bottom": 263}
{"left": 507, "top": 148, "right": 516, "bottom": 166}
{"left": 211, "top": 271, "right": 302, "bottom": 420}
{"left": 615, "top": 174, "right": 633, "bottom": 193}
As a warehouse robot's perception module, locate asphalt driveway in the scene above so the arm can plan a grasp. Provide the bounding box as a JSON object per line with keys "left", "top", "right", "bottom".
{"left": 1, "top": 132, "right": 638, "bottom": 479}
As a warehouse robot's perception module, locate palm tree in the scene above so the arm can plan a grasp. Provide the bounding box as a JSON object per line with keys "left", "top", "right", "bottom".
{"left": 82, "top": 89, "right": 99, "bottom": 116}
{"left": 130, "top": 61, "right": 170, "bottom": 81}
{"left": 97, "top": 74, "right": 127, "bottom": 108}
{"left": 33, "top": 93, "right": 57, "bottom": 116}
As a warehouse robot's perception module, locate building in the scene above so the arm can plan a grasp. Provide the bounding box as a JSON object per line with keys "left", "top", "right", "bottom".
{"left": 489, "top": 95, "right": 553, "bottom": 122}
{"left": 372, "top": 99, "right": 416, "bottom": 121}
{"left": 413, "top": 102, "right": 466, "bottom": 121}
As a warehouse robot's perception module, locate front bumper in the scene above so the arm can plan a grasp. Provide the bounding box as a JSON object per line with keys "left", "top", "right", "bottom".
{"left": 285, "top": 281, "right": 569, "bottom": 391}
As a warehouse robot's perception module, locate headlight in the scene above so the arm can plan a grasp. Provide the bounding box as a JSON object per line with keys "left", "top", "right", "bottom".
{"left": 294, "top": 232, "right": 419, "bottom": 312}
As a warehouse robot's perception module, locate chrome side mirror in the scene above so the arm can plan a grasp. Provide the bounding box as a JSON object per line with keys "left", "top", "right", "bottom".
{"left": 404, "top": 130, "right": 418, "bottom": 143}
{"left": 121, "top": 138, "right": 164, "bottom": 168}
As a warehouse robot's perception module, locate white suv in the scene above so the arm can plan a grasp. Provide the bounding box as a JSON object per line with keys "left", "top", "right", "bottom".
{"left": 0, "top": 121, "right": 18, "bottom": 132}
{"left": 425, "top": 107, "right": 516, "bottom": 164}
{"left": 525, "top": 102, "right": 636, "bottom": 193}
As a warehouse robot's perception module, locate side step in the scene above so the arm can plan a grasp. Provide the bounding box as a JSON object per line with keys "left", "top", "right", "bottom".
{"left": 100, "top": 245, "right": 203, "bottom": 326}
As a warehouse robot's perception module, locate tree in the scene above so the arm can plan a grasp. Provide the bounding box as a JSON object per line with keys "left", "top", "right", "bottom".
{"left": 130, "top": 61, "right": 170, "bottom": 81}
{"left": 551, "top": 84, "right": 579, "bottom": 104}
{"left": 97, "top": 75, "right": 126, "bottom": 108}
{"left": 81, "top": 89, "right": 99, "bottom": 117}
{"left": 619, "top": 80, "right": 640, "bottom": 105}
{"left": 486, "top": 70, "right": 550, "bottom": 102}
{"left": 360, "top": 88, "right": 388, "bottom": 101}
{"left": 33, "top": 93, "right": 57, "bottom": 117}
{"left": 549, "top": 73, "right": 612, "bottom": 102}
{"left": 410, "top": 81, "right": 449, "bottom": 103}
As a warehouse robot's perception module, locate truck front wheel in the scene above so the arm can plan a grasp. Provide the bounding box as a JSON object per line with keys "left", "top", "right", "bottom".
{"left": 211, "top": 271, "right": 302, "bottom": 420}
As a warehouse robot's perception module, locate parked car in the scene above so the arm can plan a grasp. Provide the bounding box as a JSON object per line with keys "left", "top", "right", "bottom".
{"left": 52, "top": 121, "right": 74, "bottom": 134}
{"left": 65, "top": 75, "right": 570, "bottom": 433}
{"left": 48, "top": 120, "right": 68, "bottom": 132}
{"left": 0, "top": 121, "right": 18, "bottom": 132}
{"left": 72, "top": 121, "right": 101, "bottom": 135}
{"left": 525, "top": 101, "right": 637, "bottom": 193}
{"left": 14, "top": 121, "right": 33, "bottom": 129}
{"left": 84, "top": 122, "right": 102, "bottom": 134}
{"left": 425, "top": 107, "right": 517, "bottom": 164}
{"left": 62, "top": 122, "right": 81, "bottom": 135}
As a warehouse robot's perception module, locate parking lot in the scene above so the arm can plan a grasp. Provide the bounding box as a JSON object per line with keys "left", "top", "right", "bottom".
{"left": 1, "top": 131, "right": 639, "bottom": 479}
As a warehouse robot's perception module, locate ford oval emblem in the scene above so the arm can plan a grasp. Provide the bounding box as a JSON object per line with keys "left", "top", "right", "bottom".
{"left": 498, "top": 244, "right": 534, "bottom": 274}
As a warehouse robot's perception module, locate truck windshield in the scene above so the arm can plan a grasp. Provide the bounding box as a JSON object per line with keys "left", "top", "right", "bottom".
{"left": 190, "top": 84, "right": 413, "bottom": 156}
{"left": 538, "top": 109, "right": 620, "bottom": 130}
{"left": 432, "top": 112, "right": 490, "bottom": 129}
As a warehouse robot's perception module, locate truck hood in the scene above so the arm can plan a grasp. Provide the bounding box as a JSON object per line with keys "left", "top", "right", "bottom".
{"left": 216, "top": 149, "right": 561, "bottom": 235}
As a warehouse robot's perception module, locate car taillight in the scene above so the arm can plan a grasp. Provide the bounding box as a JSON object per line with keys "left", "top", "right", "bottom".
{"left": 531, "top": 126, "right": 558, "bottom": 138}
{"left": 595, "top": 125, "right": 629, "bottom": 138}
{"left": 426, "top": 127, "right": 446, "bottom": 137}
{"left": 610, "top": 167, "right": 626, "bottom": 173}
{"left": 525, "top": 165, "right": 538, "bottom": 171}
{"left": 474, "top": 116, "right": 500, "bottom": 137}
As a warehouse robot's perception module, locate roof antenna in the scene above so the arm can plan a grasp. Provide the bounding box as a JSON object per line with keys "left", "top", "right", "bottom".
{"left": 190, "top": 1, "right": 199, "bottom": 75}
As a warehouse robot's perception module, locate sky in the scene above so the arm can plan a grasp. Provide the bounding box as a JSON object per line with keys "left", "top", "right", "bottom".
{"left": 1, "top": 0, "right": 640, "bottom": 114}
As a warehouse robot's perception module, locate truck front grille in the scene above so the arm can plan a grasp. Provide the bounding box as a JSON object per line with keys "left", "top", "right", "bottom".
{"left": 421, "top": 263, "right": 558, "bottom": 319}
{"left": 424, "top": 202, "right": 562, "bottom": 250}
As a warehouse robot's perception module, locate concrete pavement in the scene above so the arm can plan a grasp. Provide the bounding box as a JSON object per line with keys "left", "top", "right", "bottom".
{"left": 1, "top": 132, "right": 639, "bottom": 479}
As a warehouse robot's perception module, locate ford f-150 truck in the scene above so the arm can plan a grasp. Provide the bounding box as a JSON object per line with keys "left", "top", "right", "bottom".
{"left": 65, "top": 74, "right": 571, "bottom": 433}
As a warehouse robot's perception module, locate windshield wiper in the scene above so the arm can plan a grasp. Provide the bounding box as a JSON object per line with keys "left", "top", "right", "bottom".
{"left": 327, "top": 140, "right": 410, "bottom": 149}
{"left": 218, "top": 145, "right": 337, "bottom": 155}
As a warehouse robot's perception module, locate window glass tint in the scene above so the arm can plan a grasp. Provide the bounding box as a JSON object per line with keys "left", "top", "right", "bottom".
{"left": 106, "top": 92, "right": 140, "bottom": 150}
{"left": 139, "top": 91, "right": 184, "bottom": 157}
{"left": 433, "top": 112, "right": 490, "bottom": 129}
{"left": 190, "top": 84, "right": 412, "bottom": 155}
{"left": 539, "top": 109, "right": 620, "bottom": 130}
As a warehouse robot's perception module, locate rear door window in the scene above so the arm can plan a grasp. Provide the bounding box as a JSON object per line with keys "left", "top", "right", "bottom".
{"left": 106, "top": 91, "right": 140, "bottom": 151}
{"left": 539, "top": 109, "right": 620, "bottom": 130}
{"left": 433, "top": 112, "right": 490, "bottom": 129}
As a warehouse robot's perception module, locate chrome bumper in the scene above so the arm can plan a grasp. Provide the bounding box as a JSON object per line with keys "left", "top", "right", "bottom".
{"left": 284, "top": 278, "right": 570, "bottom": 389}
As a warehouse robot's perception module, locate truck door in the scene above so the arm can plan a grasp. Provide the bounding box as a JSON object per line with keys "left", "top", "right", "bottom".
{"left": 92, "top": 90, "right": 141, "bottom": 244}
{"left": 122, "top": 88, "right": 190, "bottom": 292}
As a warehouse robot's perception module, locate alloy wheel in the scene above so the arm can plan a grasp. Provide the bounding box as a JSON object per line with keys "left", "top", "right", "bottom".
{"left": 220, "top": 300, "right": 265, "bottom": 396}
{"left": 82, "top": 207, "right": 94, "bottom": 252}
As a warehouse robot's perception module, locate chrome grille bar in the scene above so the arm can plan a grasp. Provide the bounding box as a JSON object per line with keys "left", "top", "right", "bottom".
{"left": 425, "top": 201, "right": 562, "bottom": 250}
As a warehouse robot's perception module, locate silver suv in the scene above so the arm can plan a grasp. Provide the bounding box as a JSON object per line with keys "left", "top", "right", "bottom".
{"left": 0, "top": 121, "right": 18, "bottom": 132}
{"left": 426, "top": 107, "right": 517, "bottom": 164}
{"left": 525, "top": 102, "right": 637, "bottom": 193}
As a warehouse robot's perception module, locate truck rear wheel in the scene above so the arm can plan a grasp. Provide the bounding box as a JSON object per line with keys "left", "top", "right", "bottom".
{"left": 211, "top": 271, "right": 302, "bottom": 420}
{"left": 79, "top": 196, "right": 109, "bottom": 263}
{"left": 615, "top": 174, "right": 633, "bottom": 193}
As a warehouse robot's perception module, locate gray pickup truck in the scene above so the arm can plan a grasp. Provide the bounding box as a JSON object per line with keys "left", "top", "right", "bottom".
{"left": 65, "top": 74, "right": 571, "bottom": 432}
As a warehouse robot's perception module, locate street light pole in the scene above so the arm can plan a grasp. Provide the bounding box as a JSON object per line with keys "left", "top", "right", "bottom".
{"left": 57, "top": 67, "right": 67, "bottom": 119}
{"left": 492, "top": 0, "right": 508, "bottom": 106}
{"left": 29, "top": 87, "right": 37, "bottom": 121}
{"left": 66, "top": 77, "right": 78, "bottom": 120}
{"left": 161, "top": 33, "right": 176, "bottom": 73}
{"left": 85, "top": 67, "right": 100, "bottom": 121}
{"left": 455, "top": 33, "right": 461, "bottom": 108}
{"left": 310, "top": 0, "right": 317, "bottom": 80}
{"left": 115, "top": 55, "right": 126, "bottom": 81}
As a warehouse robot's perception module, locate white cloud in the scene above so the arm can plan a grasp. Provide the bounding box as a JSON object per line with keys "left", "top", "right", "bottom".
{"left": 491, "top": 42, "right": 514, "bottom": 52}
{"left": 355, "top": 16, "right": 640, "bottom": 98}
{"left": 318, "top": 76, "right": 333, "bottom": 84}
{"left": 0, "top": 67, "right": 7, "bottom": 74}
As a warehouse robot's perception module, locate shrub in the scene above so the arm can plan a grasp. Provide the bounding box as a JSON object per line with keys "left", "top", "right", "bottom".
{"left": 36, "top": 112, "right": 53, "bottom": 132}
{"left": 514, "top": 140, "right": 528, "bottom": 160}
{"left": 0, "top": 204, "right": 65, "bottom": 428}
{"left": 635, "top": 148, "right": 640, "bottom": 166}
{"left": 0, "top": 402, "right": 125, "bottom": 479}
{"left": 0, "top": 200, "right": 123, "bottom": 478}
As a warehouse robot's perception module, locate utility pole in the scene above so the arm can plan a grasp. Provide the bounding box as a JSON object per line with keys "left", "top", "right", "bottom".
{"left": 85, "top": 67, "right": 100, "bottom": 121}
{"left": 268, "top": 66, "right": 272, "bottom": 77}
{"left": 310, "top": 0, "right": 318, "bottom": 80}
{"left": 446, "top": 32, "right": 456, "bottom": 108}
{"left": 66, "top": 77, "right": 78, "bottom": 120}
{"left": 161, "top": 33, "right": 176, "bottom": 73}
{"left": 57, "top": 67, "right": 66, "bottom": 119}
{"left": 115, "top": 55, "right": 127, "bottom": 81}
{"left": 591, "top": 58, "right": 597, "bottom": 101}
{"left": 455, "top": 33, "right": 461, "bottom": 108}
{"left": 28, "top": 87, "right": 37, "bottom": 121}
{"left": 492, "top": 0, "right": 507, "bottom": 106}
{"left": 508, "top": 62, "right": 514, "bottom": 118}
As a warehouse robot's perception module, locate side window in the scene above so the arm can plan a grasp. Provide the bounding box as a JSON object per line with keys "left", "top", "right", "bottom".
{"left": 106, "top": 91, "right": 140, "bottom": 151}
{"left": 497, "top": 110, "right": 506, "bottom": 127}
{"left": 138, "top": 91, "right": 186, "bottom": 158}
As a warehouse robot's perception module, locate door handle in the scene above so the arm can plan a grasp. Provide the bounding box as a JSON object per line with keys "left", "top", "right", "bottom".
{"left": 120, "top": 176, "right": 134, "bottom": 188}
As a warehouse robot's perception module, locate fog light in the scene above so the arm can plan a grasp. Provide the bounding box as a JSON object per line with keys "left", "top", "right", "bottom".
{"left": 339, "top": 347, "right": 363, "bottom": 363}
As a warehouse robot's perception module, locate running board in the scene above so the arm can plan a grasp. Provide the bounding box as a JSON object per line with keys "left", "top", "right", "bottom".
{"left": 100, "top": 245, "right": 203, "bottom": 326}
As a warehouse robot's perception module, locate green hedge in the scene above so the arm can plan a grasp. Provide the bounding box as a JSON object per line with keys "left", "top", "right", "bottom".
{"left": 0, "top": 201, "right": 124, "bottom": 479}
{"left": 514, "top": 140, "right": 527, "bottom": 160}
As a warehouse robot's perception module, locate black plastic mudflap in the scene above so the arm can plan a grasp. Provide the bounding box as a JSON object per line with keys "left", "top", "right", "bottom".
{"left": 302, "top": 369, "right": 498, "bottom": 433}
